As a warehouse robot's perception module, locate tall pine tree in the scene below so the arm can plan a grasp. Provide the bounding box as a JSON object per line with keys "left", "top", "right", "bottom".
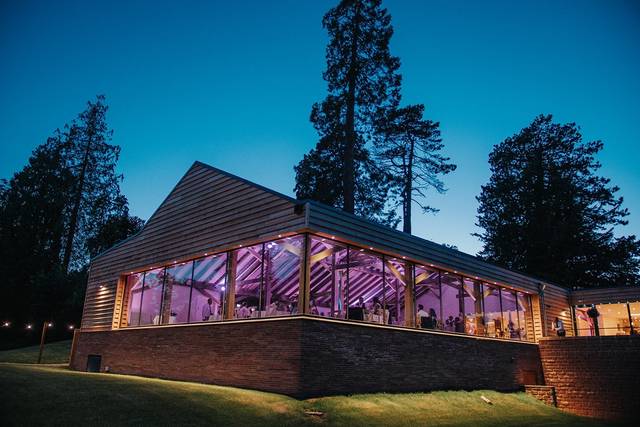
{"left": 294, "top": 0, "right": 401, "bottom": 222}
{"left": 374, "top": 104, "right": 456, "bottom": 233}
{"left": 476, "top": 114, "right": 640, "bottom": 288}
{"left": 61, "top": 95, "right": 123, "bottom": 271}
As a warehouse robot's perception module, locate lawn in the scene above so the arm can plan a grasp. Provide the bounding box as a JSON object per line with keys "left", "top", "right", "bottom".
{"left": 0, "top": 363, "right": 618, "bottom": 427}
{"left": 0, "top": 340, "right": 71, "bottom": 364}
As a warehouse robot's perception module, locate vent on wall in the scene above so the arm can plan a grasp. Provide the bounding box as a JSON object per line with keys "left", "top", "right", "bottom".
{"left": 86, "top": 354, "right": 102, "bottom": 373}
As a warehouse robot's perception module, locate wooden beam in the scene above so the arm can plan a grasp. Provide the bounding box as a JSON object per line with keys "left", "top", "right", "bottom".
{"left": 224, "top": 251, "right": 237, "bottom": 320}
{"left": 403, "top": 261, "right": 415, "bottom": 327}
{"left": 298, "top": 234, "right": 311, "bottom": 314}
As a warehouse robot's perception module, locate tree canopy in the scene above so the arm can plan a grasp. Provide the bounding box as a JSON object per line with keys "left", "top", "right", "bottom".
{"left": 476, "top": 114, "right": 640, "bottom": 288}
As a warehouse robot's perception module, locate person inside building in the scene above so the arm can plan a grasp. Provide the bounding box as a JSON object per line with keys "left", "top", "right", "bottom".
{"left": 552, "top": 316, "right": 566, "bottom": 337}
{"left": 416, "top": 304, "right": 429, "bottom": 328}
{"left": 202, "top": 297, "right": 213, "bottom": 321}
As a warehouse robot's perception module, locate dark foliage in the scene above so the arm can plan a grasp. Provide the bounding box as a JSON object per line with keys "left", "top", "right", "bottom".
{"left": 0, "top": 96, "right": 143, "bottom": 343}
{"left": 476, "top": 114, "right": 640, "bottom": 288}
{"left": 374, "top": 104, "right": 456, "bottom": 233}
{"left": 294, "top": 0, "right": 401, "bottom": 223}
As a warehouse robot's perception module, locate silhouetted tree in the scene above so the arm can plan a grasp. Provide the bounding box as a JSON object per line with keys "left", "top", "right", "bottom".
{"left": 295, "top": 0, "right": 401, "bottom": 220}
{"left": 374, "top": 104, "right": 456, "bottom": 233}
{"left": 0, "top": 135, "right": 73, "bottom": 324}
{"left": 61, "top": 95, "right": 123, "bottom": 271}
{"left": 476, "top": 114, "right": 640, "bottom": 288}
{"left": 87, "top": 200, "right": 144, "bottom": 258}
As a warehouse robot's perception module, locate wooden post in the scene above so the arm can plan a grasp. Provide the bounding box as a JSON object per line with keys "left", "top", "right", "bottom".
{"left": 37, "top": 322, "right": 49, "bottom": 364}
{"left": 298, "top": 234, "right": 311, "bottom": 314}
{"left": 404, "top": 262, "right": 415, "bottom": 327}
{"left": 225, "top": 251, "right": 237, "bottom": 320}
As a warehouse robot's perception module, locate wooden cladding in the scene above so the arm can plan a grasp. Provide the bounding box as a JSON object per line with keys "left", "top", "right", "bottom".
{"left": 81, "top": 162, "right": 305, "bottom": 329}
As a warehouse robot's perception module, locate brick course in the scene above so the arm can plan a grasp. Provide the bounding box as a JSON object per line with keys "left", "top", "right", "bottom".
{"left": 539, "top": 336, "right": 640, "bottom": 421}
{"left": 70, "top": 316, "right": 542, "bottom": 398}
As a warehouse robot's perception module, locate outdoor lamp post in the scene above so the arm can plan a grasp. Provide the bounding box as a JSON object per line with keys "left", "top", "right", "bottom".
{"left": 37, "top": 322, "right": 53, "bottom": 364}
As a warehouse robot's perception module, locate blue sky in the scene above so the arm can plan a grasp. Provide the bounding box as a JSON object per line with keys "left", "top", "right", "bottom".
{"left": 1, "top": 0, "right": 638, "bottom": 255}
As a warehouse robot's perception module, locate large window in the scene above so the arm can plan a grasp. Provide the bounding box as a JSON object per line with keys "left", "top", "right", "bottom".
{"left": 385, "top": 258, "right": 409, "bottom": 326}
{"left": 415, "top": 266, "right": 440, "bottom": 329}
{"left": 120, "top": 232, "right": 540, "bottom": 341}
{"left": 347, "top": 249, "right": 385, "bottom": 324}
{"left": 162, "top": 262, "right": 193, "bottom": 324}
{"left": 263, "top": 236, "right": 304, "bottom": 317}
{"left": 575, "top": 302, "right": 638, "bottom": 336}
{"left": 139, "top": 268, "right": 165, "bottom": 326}
{"left": 517, "top": 292, "right": 534, "bottom": 341}
{"left": 191, "top": 254, "right": 227, "bottom": 322}
{"left": 125, "top": 273, "right": 144, "bottom": 326}
{"left": 441, "top": 273, "right": 463, "bottom": 333}
{"left": 234, "top": 244, "right": 264, "bottom": 319}
{"left": 483, "top": 284, "right": 503, "bottom": 338}
{"left": 462, "top": 278, "right": 484, "bottom": 336}
{"left": 309, "top": 237, "right": 348, "bottom": 319}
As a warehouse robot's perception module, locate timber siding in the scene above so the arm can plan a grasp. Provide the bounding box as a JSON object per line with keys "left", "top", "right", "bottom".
{"left": 81, "top": 162, "right": 305, "bottom": 329}
{"left": 571, "top": 286, "right": 640, "bottom": 305}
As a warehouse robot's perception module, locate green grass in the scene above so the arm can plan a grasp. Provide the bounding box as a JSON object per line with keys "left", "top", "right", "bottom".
{"left": 0, "top": 363, "right": 619, "bottom": 427}
{"left": 0, "top": 340, "right": 71, "bottom": 364}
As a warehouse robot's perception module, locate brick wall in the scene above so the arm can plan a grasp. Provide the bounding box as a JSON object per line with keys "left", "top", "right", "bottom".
{"left": 539, "top": 336, "right": 640, "bottom": 421}
{"left": 524, "top": 385, "right": 556, "bottom": 406}
{"left": 70, "top": 316, "right": 542, "bottom": 398}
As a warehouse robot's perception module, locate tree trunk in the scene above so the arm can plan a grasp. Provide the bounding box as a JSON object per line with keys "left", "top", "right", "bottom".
{"left": 403, "top": 139, "right": 415, "bottom": 234}
{"left": 62, "top": 126, "right": 93, "bottom": 272}
{"left": 343, "top": 1, "right": 361, "bottom": 214}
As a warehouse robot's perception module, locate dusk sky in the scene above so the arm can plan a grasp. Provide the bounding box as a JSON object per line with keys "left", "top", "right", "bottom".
{"left": 1, "top": 0, "right": 638, "bottom": 255}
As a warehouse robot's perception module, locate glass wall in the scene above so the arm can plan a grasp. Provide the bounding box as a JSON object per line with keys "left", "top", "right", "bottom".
{"left": 483, "top": 284, "right": 503, "bottom": 338}
{"left": 575, "top": 302, "right": 639, "bottom": 336}
{"left": 125, "top": 273, "right": 144, "bottom": 326}
{"left": 347, "top": 249, "right": 385, "bottom": 324}
{"left": 263, "top": 236, "right": 304, "bottom": 317}
{"left": 191, "top": 254, "right": 227, "bottom": 322}
{"left": 462, "top": 278, "right": 484, "bottom": 336}
{"left": 309, "top": 237, "right": 348, "bottom": 318}
{"left": 441, "top": 274, "right": 462, "bottom": 332}
{"left": 120, "top": 232, "right": 535, "bottom": 341}
{"left": 162, "top": 262, "right": 193, "bottom": 324}
{"left": 139, "top": 268, "right": 165, "bottom": 326}
{"left": 234, "top": 243, "right": 264, "bottom": 319}
{"left": 517, "top": 292, "right": 534, "bottom": 341}
{"left": 414, "top": 266, "right": 440, "bottom": 329}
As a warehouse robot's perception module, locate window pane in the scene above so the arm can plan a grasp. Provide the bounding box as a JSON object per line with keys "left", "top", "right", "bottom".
{"left": 263, "top": 236, "right": 303, "bottom": 317}
{"left": 191, "top": 254, "right": 227, "bottom": 322}
{"left": 161, "top": 262, "right": 193, "bottom": 324}
{"left": 415, "top": 266, "right": 440, "bottom": 329}
{"left": 483, "top": 284, "right": 503, "bottom": 338}
{"left": 234, "top": 244, "right": 263, "bottom": 319}
{"left": 139, "top": 268, "right": 165, "bottom": 326}
{"left": 575, "top": 306, "right": 597, "bottom": 336}
{"left": 347, "top": 249, "right": 385, "bottom": 324}
{"left": 630, "top": 302, "right": 640, "bottom": 335}
{"left": 517, "top": 292, "right": 534, "bottom": 341}
{"left": 501, "top": 289, "right": 519, "bottom": 339}
{"left": 385, "top": 258, "right": 409, "bottom": 326}
{"left": 441, "top": 273, "right": 463, "bottom": 333}
{"left": 125, "top": 273, "right": 144, "bottom": 326}
{"left": 462, "top": 278, "right": 484, "bottom": 336}
{"left": 309, "top": 236, "right": 348, "bottom": 318}
{"left": 596, "top": 303, "right": 631, "bottom": 336}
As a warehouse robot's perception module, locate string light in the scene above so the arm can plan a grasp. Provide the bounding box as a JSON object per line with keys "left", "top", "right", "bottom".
{"left": 68, "top": 325, "right": 75, "bottom": 330}
{"left": 47, "top": 322, "right": 53, "bottom": 327}
{"left": 2, "top": 321, "right": 9, "bottom": 327}
{"left": 26, "top": 324, "right": 32, "bottom": 330}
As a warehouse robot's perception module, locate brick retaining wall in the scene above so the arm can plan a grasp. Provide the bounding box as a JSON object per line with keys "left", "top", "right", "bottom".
{"left": 70, "top": 316, "right": 542, "bottom": 398}
{"left": 524, "top": 385, "right": 556, "bottom": 406}
{"left": 539, "top": 336, "right": 640, "bottom": 421}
